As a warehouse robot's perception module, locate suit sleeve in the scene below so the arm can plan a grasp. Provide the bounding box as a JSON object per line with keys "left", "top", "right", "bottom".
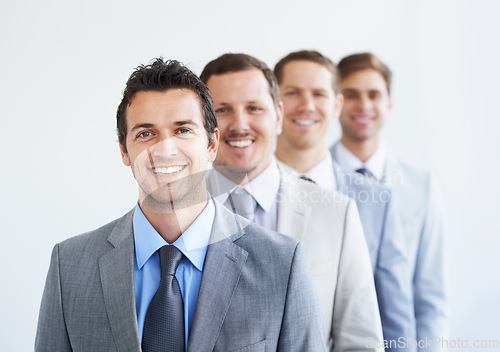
{"left": 414, "top": 175, "right": 447, "bottom": 348}
{"left": 332, "top": 199, "right": 385, "bottom": 352}
{"left": 375, "top": 194, "right": 417, "bottom": 351}
{"left": 277, "top": 241, "right": 327, "bottom": 352}
{"left": 35, "top": 244, "right": 72, "bottom": 352}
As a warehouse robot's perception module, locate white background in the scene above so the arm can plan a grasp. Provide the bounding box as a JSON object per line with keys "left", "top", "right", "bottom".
{"left": 1, "top": 0, "right": 499, "bottom": 350}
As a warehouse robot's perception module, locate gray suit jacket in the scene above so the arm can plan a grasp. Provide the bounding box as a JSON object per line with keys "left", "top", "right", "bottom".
{"left": 208, "top": 168, "right": 384, "bottom": 352}
{"left": 35, "top": 200, "right": 326, "bottom": 352}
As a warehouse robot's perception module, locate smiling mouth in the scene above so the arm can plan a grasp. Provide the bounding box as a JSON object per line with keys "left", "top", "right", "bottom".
{"left": 293, "top": 119, "right": 316, "bottom": 126}
{"left": 226, "top": 140, "right": 254, "bottom": 148}
{"left": 152, "top": 165, "right": 187, "bottom": 175}
{"left": 352, "top": 115, "right": 375, "bottom": 123}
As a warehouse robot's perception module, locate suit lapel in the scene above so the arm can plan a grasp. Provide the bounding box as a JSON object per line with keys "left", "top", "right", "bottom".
{"left": 99, "top": 210, "right": 141, "bottom": 352}
{"left": 188, "top": 201, "right": 248, "bottom": 352}
{"left": 276, "top": 168, "right": 310, "bottom": 241}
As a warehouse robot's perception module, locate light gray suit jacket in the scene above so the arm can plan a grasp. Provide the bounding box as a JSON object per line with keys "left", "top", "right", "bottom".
{"left": 331, "top": 159, "right": 416, "bottom": 351}
{"left": 35, "top": 199, "right": 326, "bottom": 352}
{"left": 208, "top": 168, "right": 384, "bottom": 352}
{"left": 384, "top": 153, "right": 447, "bottom": 347}
{"left": 331, "top": 144, "right": 447, "bottom": 349}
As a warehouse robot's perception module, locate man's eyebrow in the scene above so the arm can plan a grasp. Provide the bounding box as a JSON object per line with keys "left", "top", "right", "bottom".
{"left": 173, "top": 120, "right": 200, "bottom": 127}
{"left": 130, "top": 123, "right": 155, "bottom": 133}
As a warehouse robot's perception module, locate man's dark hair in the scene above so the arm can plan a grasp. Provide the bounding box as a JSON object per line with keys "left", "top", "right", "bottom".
{"left": 200, "top": 53, "right": 280, "bottom": 109}
{"left": 117, "top": 58, "right": 218, "bottom": 152}
{"left": 274, "top": 50, "right": 340, "bottom": 94}
{"left": 338, "top": 52, "right": 392, "bottom": 94}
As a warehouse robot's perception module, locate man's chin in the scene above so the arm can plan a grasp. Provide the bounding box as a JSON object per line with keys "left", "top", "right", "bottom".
{"left": 141, "top": 184, "right": 208, "bottom": 214}
{"left": 213, "top": 164, "right": 253, "bottom": 184}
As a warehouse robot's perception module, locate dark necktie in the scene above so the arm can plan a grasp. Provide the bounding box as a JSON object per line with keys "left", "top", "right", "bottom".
{"left": 299, "top": 175, "right": 316, "bottom": 184}
{"left": 142, "top": 245, "right": 185, "bottom": 352}
{"left": 355, "top": 167, "right": 375, "bottom": 180}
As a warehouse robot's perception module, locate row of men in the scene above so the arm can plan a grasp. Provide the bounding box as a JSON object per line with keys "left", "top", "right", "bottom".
{"left": 35, "top": 50, "right": 446, "bottom": 351}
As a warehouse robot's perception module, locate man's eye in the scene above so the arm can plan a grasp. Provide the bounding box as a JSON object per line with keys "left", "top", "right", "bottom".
{"left": 137, "top": 131, "right": 152, "bottom": 138}
{"left": 248, "top": 106, "right": 262, "bottom": 112}
{"left": 215, "top": 107, "right": 227, "bottom": 114}
{"left": 284, "top": 91, "right": 296, "bottom": 96}
{"left": 178, "top": 128, "right": 192, "bottom": 134}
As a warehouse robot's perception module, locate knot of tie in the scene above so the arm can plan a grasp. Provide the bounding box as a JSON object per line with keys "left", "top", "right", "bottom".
{"left": 229, "top": 187, "right": 256, "bottom": 221}
{"left": 355, "top": 167, "right": 375, "bottom": 180}
{"left": 158, "top": 245, "right": 184, "bottom": 277}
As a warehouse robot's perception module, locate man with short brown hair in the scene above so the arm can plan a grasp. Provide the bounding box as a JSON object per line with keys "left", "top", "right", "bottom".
{"left": 333, "top": 52, "right": 447, "bottom": 349}
{"left": 202, "top": 52, "right": 384, "bottom": 352}
{"left": 274, "top": 50, "right": 416, "bottom": 351}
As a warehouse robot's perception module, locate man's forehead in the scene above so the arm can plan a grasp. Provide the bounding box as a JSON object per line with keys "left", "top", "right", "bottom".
{"left": 125, "top": 90, "right": 204, "bottom": 125}
{"left": 281, "top": 60, "right": 334, "bottom": 86}
{"left": 208, "top": 70, "right": 273, "bottom": 102}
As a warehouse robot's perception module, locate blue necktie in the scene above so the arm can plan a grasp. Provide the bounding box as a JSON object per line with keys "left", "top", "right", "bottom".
{"left": 142, "top": 245, "right": 185, "bottom": 352}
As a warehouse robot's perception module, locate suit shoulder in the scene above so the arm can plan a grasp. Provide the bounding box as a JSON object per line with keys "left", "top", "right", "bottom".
{"left": 57, "top": 210, "right": 133, "bottom": 254}
{"left": 236, "top": 222, "right": 301, "bottom": 257}
{"left": 387, "top": 156, "right": 435, "bottom": 191}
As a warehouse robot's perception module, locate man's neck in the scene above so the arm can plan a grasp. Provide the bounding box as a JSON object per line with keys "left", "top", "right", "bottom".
{"left": 340, "top": 135, "right": 380, "bottom": 163}
{"left": 213, "top": 158, "right": 272, "bottom": 185}
{"left": 275, "top": 139, "right": 327, "bottom": 174}
{"left": 139, "top": 195, "right": 208, "bottom": 244}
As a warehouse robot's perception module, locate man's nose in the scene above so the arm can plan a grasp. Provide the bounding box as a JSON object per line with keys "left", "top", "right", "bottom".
{"left": 298, "top": 92, "right": 315, "bottom": 112}
{"left": 149, "top": 137, "right": 179, "bottom": 158}
{"left": 359, "top": 96, "right": 372, "bottom": 112}
{"left": 228, "top": 109, "right": 250, "bottom": 132}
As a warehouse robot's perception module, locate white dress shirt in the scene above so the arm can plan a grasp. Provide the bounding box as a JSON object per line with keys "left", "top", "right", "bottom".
{"left": 208, "top": 159, "right": 280, "bottom": 231}
{"left": 334, "top": 142, "right": 388, "bottom": 182}
{"left": 277, "top": 156, "right": 337, "bottom": 190}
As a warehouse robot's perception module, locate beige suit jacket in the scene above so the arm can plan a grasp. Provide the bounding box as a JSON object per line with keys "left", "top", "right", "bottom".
{"left": 208, "top": 167, "right": 384, "bottom": 352}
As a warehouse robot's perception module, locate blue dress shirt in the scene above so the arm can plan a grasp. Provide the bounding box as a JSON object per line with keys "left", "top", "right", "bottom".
{"left": 133, "top": 199, "right": 215, "bottom": 349}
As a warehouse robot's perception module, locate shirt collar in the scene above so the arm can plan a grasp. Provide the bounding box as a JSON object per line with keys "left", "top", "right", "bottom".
{"left": 133, "top": 197, "right": 215, "bottom": 272}
{"left": 335, "top": 142, "right": 388, "bottom": 181}
{"left": 277, "top": 156, "right": 336, "bottom": 189}
{"left": 209, "top": 159, "right": 280, "bottom": 213}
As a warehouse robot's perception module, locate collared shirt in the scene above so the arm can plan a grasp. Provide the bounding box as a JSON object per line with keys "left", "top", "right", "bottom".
{"left": 133, "top": 199, "right": 215, "bottom": 349}
{"left": 208, "top": 159, "right": 280, "bottom": 231}
{"left": 334, "top": 142, "right": 388, "bottom": 182}
{"left": 277, "top": 156, "right": 337, "bottom": 190}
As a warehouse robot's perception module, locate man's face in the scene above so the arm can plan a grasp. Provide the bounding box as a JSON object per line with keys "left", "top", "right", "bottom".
{"left": 120, "top": 89, "right": 218, "bottom": 209}
{"left": 339, "top": 69, "right": 392, "bottom": 142}
{"left": 206, "top": 69, "right": 283, "bottom": 182}
{"left": 278, "top": 60, "right": 342, "bottom": 150}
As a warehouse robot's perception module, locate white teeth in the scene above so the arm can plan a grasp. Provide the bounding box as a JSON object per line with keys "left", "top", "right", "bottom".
{"left": 153, "top": 166, "right": 184, "bottom": 174}
{"left": 294, "top": 119, "right": 315, "bottom": 126}
{"left": 227, "top": 140, "right": 253, "bottom": 148}
{"left": 353, "top": 115, "right": 373, "bottom": 121}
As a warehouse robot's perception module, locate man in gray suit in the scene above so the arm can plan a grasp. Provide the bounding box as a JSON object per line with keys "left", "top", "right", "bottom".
{"left": 35, "top": 58, "right": 326, "bottom": 351}
{"left": 331, "top": 52, "right": 447, "bottom": 350}
{"left": 200, "top": 53, "right": 384, "bottom": 352}
{"left": 273, "top": 50, "right": 415, "bottom": 351}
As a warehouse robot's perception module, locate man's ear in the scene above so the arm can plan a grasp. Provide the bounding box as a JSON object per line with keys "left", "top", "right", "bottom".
{"left": 207, "top": 128, "right": 219, "bottom": 163}
{"left": 388, "top": 97, "right": 394, "bottom": 112}
{"left": 119, "top": 142, "right": 131, "bottom": 166}
{"left": 275, "top": 101, "right": 284, "bottom": 136}
{"left": 333, "top": 93, "right": 344, "bottom": 119}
